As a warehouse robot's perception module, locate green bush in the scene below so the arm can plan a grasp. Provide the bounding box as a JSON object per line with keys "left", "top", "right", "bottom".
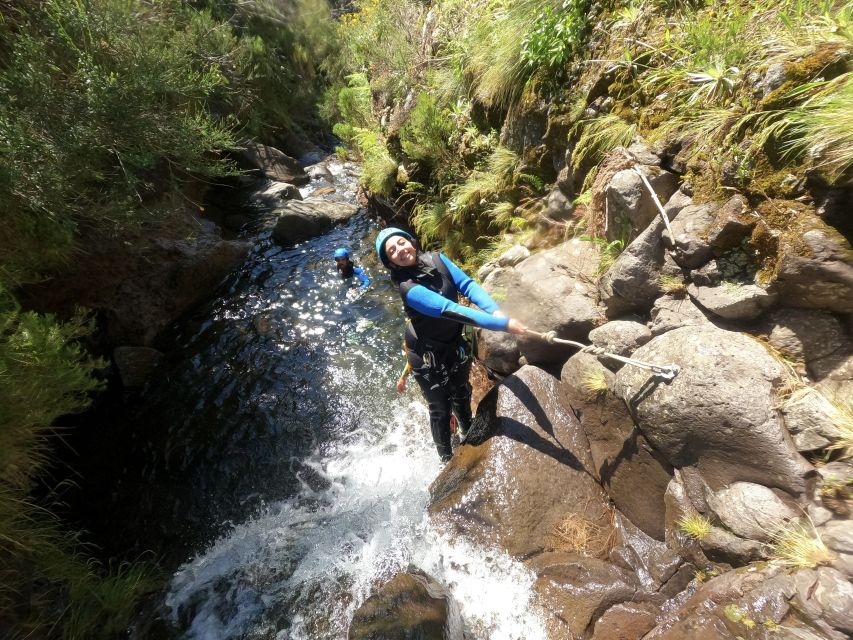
{"left": 400, "top": 93, "right": 455, "bottom": 164}
{"left": 520, "top": 0, "right": 589, "bottom": 72}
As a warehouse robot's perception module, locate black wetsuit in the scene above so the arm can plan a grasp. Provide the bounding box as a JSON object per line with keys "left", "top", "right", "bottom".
{"left": 394, "top": 252, "right": 507, "bottom": 460}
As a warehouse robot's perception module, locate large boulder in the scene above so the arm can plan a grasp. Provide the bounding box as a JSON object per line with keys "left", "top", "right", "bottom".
{"left": 475, "top": 267, "right": 520, "bottom": 375}
{"left": 604, "top": 166, "right": 678, "bottom": 242}
{"left": 238, "top": 141, "right": 310, "bottom": 185}
{"left": 503, "top": 240, "right": 605, "bottom": 366}
{"left": 590, "top": 602, "right": 658, "bottom": 640}
{"left": 348, "top": 568, "right": 461, "bottom": 640}
{"left": 272, "top": 199, "right": 359, "bottom": 245}
{"left": 705, "top": 482, "right": 799, "bottom": 542}
{"left": 560, "top": 352, "right": 672, "bottom": 540}
{"left": 429, "top": 366, "right": 610, "bottom": 559}
{"left": 614, "top": 325, "right": 815, "bottom": 495}
{"left": 112, "top": 346, "right": 164, "bottom": 388}
{"left": 687, "top": 282, "right": 778, "bottom": 320}
{"left": 664, "top": 203, "right": 718, "bottom": 269}
{"left": 607, "top": 512, "right": 686, "bottom": 593}
{"left": 773, "top": 222, "right": 853, "bottom": 314}
{"left": 598, "top": 190, "right": 692, "bottom": 317}
{"left": 760, "top": 308, "right": 847, "bottom": 365}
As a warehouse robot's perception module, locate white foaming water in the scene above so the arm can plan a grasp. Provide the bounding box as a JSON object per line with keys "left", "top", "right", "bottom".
{"left": 165, "top": 398, "right": 548, "bottom": 639}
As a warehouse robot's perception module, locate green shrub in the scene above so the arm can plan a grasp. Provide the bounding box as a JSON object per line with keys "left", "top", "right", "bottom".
{"left": 520, "top": 0, "right": 589, "bottom": 72}
{"left": 400, "top": 93, "right": 455, "bottom": 164}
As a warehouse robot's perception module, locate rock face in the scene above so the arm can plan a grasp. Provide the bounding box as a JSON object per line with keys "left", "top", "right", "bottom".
{"left": 648, "top": 294, "right": 713, "bottom": 336}
{"left": 605, "top": 165, "right": 678, "bottom": 242}
{"left": 429, "top": 366, "right": 610, "bottom": 559}
{"left": 272, "top": 199, "right": 359, "bottom": 244}
{"left": 774, "top": 226, "right": 853, "bottom": 314}
{"left": 761, "top": 308, "right": 847, "bottom": 364}
{"left": 239, "top": 141, "right": 310, "bottom": 185}
{"left": 348, "top": 569, "right": 461, "bottom": 640}
{"left": 614, "top": 325, "right": 814, "bottom": 495}
{"left": 20, "top": 234, "right": 251, "bottom": 347}
{"left": 503, "top": 240, "right": 605, "bottom": 366}
{"left": 112, "top": 346, "right": 164, "bottom": 388}
{"left": 560, "top": 352, "right": 672, "bottom": 540}
{"left": 598, "top": 189, "right": 691, "bottom": 318}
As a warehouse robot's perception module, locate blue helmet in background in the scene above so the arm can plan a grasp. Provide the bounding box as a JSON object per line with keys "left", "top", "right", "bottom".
{"left": 333, "top": 247, "right": 350, "bottom": 260}
{"left": 375, "top": 227, "right": 414, "bottom": 268}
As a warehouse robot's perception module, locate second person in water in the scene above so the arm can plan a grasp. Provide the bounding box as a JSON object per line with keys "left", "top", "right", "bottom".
{"left": 376, "top": 227, "right": 526, "bottom": 462}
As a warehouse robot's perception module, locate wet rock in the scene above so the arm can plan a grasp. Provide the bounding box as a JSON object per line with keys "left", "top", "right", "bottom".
{"left": 113, "top": 346, "right": 164, "bottom": 388}
{"left": 761, "top": 308, "right": 846, "bottom": 363}
{"left": 615, "top": 325, "right": 815, "bottom": 495}
{"left": 591, "top": 601, "right": 658, "bottom": 640}
{"left": 775, "top": 228, "right": 853, "bottom": 314}
{"left": 648, "top": 294, "right": 713, "bottom": 336}
{"left": 348, "top": 568, "right": 461, "bottom": 640}
{"left": 272, "top": 199, "right": 359, "bottom": 245}
{"left": 608, "top": 512, "right": 683, "bottom": 592}
{"left": 475, "top": 267, "right": 520, "bottom": 374}
{"left": 238, "top": 141, "right": 309, "bottom": 185}
{"left": 588, "top": 319, "right": 652, "bottom": 370}
{"left": 605, "top": 166, "right": 678, "bottom": 242}
{"left": 706, "top": 482, "right": 799, "bottom": 542}
{"left": 687, "top": 282, "right": 778, "bottom": 320}
{"left": 504, "top": 240, "right": 605, "bottom": 366}
{"left": 560, "top": 352, "right": 672, "bottom": 540}
{"left": 664, "top": 203, "right": 717, "bottom": 269}
{"left": 645, "top": 564, "right": 797, "bottom": 639}
{"left": 251, "top": 180, "right": 303, "bottom": 206}
{"left": 429, "top": 366, "right": 610, "bottom": 559}
{"left": 534, "top": 556, "right": 640, "bottom": 638}
{"left": 663, "top": 473, "right": 713, "bottom": 567}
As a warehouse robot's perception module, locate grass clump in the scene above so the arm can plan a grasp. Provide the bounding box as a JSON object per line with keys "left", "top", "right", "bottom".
{"left": 770, "top": 520, "right": 835, "bottom": 569}
{"left": 546, "top": 510, "right": 614, "bottom": 557}
{"left": 659, "top": 274, "right": 688, "bottom": 295}
{"left": 678, "top": 513, "right": 713, "bottom": 540}
{"left": 581, "top": 368, "right": 609, "bottom": 395}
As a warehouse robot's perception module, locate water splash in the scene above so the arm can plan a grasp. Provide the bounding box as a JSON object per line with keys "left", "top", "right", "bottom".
{"left": 166, "top": 400, "right": 548, "bottom": 639}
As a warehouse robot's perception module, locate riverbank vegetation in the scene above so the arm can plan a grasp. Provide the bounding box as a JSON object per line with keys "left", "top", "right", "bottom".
{"left": 0, "top": 0, "right": 333, "bottom": 636}
{"left": 327, "top": 0, "right": 852, "bottom": 270}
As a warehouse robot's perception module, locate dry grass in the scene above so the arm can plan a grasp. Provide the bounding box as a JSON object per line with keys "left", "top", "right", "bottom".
{"left": 581, "top": 368, "right": 609, "bottom": 395}
{"left": 546, "top": 510, "right": 615, "bottom": 557}
{"left": 770, "top": 520, "right": 835, "bottom": 569}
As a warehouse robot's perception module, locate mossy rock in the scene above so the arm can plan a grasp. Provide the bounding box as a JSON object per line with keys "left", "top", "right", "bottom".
{"left": 760, "top": 43, "right": 850, "bottom": 110}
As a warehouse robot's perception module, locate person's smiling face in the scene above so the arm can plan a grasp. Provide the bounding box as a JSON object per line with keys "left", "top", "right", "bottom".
{"left": 384, "top": 235, "right": 416, "bottom": 268}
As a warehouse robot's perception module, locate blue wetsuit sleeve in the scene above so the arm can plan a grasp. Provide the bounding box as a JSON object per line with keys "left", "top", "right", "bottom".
{"left": 438, "top": 253, "right": 499, "bottom": 314}
{"left": 354, "top": 267, "right": 370, "bottom": 289}
{"left": 405, "top": 285, "right": 509, "bottom": 331}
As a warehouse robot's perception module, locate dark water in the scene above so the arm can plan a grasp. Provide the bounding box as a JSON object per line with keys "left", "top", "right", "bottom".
{"left": 72, "top": 159, "right": 548, "bottom": 639}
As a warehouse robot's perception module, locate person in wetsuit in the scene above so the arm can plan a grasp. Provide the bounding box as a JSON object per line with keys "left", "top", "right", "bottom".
{"left": 375, "top": 227, "right": 526, "bottom": 462}
{"left": 334, "top": 247, "right": 370, "bottom": 292}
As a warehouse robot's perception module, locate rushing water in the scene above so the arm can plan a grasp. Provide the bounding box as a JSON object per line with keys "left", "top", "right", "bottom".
{"left": 114, "top": 159, "right": 548, "bottom": 638}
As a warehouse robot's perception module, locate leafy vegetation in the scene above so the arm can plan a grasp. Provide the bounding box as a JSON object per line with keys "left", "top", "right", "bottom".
{"left": 0, "top": 0, "right": 334, "bottom": 635}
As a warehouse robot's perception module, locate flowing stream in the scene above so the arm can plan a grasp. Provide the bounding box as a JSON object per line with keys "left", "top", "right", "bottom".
{"left": 118, "top": 159, "right": 548, "bottom": 639}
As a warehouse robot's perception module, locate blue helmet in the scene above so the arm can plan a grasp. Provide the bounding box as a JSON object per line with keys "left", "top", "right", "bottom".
{"left": 333, "top": 247, "right": 350, "bottom": 260}
{"left": 375, "top": 227, "right": 414, "bottom": 268}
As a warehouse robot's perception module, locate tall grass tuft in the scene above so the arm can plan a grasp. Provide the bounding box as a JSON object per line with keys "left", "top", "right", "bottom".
{"left": 771, "top": 520, "right": 835, "bottom": 569}
{"left": 571, "top": 114, "right": 637, "bottom": 172}
{"left": 678, "top": 513, "right": 712, "bottom": 540}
